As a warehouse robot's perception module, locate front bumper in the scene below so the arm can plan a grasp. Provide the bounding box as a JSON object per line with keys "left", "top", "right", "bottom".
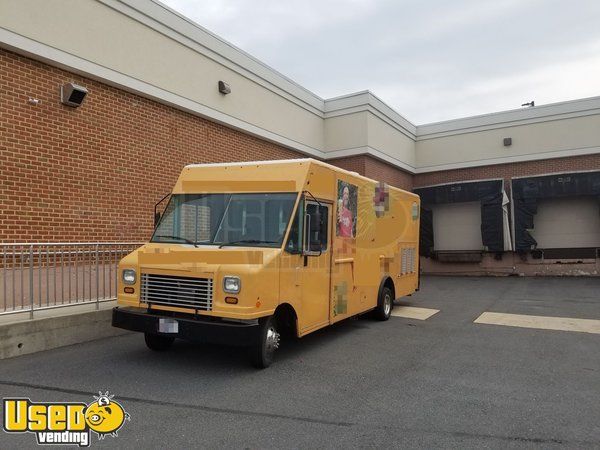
{"left": 112, "top": 307, "right": 260, "bottom": 347}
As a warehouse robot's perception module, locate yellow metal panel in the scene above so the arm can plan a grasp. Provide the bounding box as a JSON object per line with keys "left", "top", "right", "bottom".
{"left": 182, "top": 180, "right": 296, "bottom": 193}
{"left": 173, "top": 161, "right": 311, "bottom": 194}
{"left": 138, "top": 245, "right": 264, "bottom": 265}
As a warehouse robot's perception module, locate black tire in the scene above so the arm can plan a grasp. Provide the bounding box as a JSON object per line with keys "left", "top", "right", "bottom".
{"left": 374, "top": 286, "right": 393, "bottom": 321}
{"left": 144, "top": 332, "right": 174, "bottom": 351}
{"left": 249, "top": 316, "right": 280, "bottom": 369}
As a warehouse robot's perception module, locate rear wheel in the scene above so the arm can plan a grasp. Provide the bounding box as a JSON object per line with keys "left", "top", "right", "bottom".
{"left": 374, "top": 286, "right": 393, "bottom": 321}
{"left": 249, "top": 316, "right": 280, "bottom": 369}
{"left": 144, "top": 332, "right": 174, "bottom": 351}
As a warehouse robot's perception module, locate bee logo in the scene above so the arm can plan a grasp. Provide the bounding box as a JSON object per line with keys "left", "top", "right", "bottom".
{"left": 84, "top": 392, "right": 130, "bottom": 439}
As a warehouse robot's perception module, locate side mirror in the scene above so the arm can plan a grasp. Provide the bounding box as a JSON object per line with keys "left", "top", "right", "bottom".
{"left": 154, "top": 193, "right": 170, "bottom": 228}
{"left": 312, "top": 210, "right": 321, "bottom": 231}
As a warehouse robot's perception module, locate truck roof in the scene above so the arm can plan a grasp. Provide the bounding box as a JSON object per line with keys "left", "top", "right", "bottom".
{"left": 178, "top": 158, "right": 415, "bottom": 196}
{"left": 185, "top": 158, "right": 315, "bottom": 169}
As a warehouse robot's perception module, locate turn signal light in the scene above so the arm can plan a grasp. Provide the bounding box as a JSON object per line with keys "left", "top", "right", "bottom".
{"left": 124, "top": 287, "right": 135, "bottom": 294}
{"left": 225, "top": 297, "right": 238, "bottom": 304}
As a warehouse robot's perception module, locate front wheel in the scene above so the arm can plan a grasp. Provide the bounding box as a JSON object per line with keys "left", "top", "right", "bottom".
{"left": 374, "top": 286, "right": 393, "bottom": 321}
{"left": 144, "top": 332, "right": 175, "bottom": 351}
{"left": 249, "top": 316, "right": 280, "bottom": 369}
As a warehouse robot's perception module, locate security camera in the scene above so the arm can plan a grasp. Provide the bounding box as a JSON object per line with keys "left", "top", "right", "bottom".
{"left": 218, "top": 80, "right": 231, "bottom": 95}
{"left": 61, "top": 82, "right": 88, "bottom": 107}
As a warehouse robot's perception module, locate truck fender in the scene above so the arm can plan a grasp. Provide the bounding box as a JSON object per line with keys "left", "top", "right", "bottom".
{"left": 377, "top": 276, "right": 395, "bottom": 303}
{"left": 274, "top": 303, "right": 299, "bottom": 338}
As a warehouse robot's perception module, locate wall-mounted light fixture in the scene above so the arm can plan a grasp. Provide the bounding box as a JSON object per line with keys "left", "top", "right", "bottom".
{"left": 218, "top": 80, "right": 231, "bottom": 95}
{"left": 61, "top": 82, "right": 88, "bottom": 107}
{"left": 503, "top": 138, "right": 512, "bottom": 147}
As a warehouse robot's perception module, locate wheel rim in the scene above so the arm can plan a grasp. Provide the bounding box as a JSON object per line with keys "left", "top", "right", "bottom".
{"left": 384, "top": 293, "right": 392, "bottom": 316}
{"left": 265, "top": 325, "right": 280, "bottom": 354}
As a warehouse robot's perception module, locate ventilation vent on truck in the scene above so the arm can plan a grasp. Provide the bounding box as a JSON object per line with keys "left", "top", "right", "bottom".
{"left": 401, "top": 248, "right": 416, "bottom": 275}
{"left": 141, "top": 273, "right": 213, "bottom": 311}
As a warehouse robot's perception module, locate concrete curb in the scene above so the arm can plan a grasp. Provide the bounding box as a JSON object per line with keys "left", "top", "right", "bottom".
{"left": 0, "top": 305, "right": 131, "bottom": 359}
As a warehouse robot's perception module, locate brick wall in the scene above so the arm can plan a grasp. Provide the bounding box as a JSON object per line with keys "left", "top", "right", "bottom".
{"left": 332, "top": 153, "right": 600, "bottom": 195}
{"left": 329, "top": 156, "right": 414, "bottom": 191}
{"left": 328, "top": 155, "right": 365, "bottom": 176}
{"left": 414, "top": 154, "right": 600, "bottom": 190}
{"left": 0, "top": 49, "right": 301, "bottom": 242}
{"left": 363, "top": 157, "right": 413, "bottom": 191}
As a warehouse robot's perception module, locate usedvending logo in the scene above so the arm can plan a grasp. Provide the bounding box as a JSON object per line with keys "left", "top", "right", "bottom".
{"left": 3, "top": 391, "right": 130, "bottom": 447}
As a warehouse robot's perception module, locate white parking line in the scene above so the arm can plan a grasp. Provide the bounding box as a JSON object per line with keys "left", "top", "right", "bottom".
{"left": 391, "top": 306, "right": 440, "bottom": 320}
{"left": 474, "top": 312, "right": 600, "bottom": 335}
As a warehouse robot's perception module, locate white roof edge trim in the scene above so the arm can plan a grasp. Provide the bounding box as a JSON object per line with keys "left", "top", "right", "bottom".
{"left": 324, "top": 90, "right": 371, "bottom": 103}
{"left": 417, "top": 95, "right": 600, "bottom": 136}
{"left": 511, "top": 168, "right": 600, "bottom": 180}
{"left": 414, "top": 178, "right": 505, "bottom": 190}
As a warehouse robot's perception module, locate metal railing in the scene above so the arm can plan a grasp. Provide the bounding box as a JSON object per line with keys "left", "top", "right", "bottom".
{"left": 0, "top": 243, "right": 143, "bottom": 318}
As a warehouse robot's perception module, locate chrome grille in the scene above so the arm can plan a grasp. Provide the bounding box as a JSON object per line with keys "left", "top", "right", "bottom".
{"left": 141, "top": 274, "right": 213, "bottom": 311}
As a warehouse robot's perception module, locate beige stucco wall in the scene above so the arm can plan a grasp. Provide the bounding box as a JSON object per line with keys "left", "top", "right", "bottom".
{"left": 367, "top": 113, "right": 416, "bottom": 168}
{"left": 324, "top": 112, "right": 368, "bottom": 151}
{"left": 416, "top": 114, "right": 600, "bottom": 170}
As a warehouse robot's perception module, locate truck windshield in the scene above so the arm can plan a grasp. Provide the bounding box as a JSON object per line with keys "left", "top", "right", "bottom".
{"left": 151, "top": 193, "right": 298, "bottom": 248}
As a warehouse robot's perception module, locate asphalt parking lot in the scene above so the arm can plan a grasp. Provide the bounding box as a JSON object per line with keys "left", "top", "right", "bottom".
{"left": 1, "top": 276, "right": 599, "bottom": 449}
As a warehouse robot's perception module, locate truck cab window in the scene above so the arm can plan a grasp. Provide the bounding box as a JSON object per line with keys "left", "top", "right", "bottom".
{"left": 152, "top": 193, "right": 296, "bottom": 248}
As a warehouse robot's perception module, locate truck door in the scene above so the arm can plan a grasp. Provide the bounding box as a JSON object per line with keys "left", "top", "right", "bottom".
{"left": 279, "top": 198, "right": 332, "bottom": 336}
{"left": 299, "top": 201, "right": 332, "bottom": 334}
{"left": 330, "top": 179, "right": 360, "bottom": 322}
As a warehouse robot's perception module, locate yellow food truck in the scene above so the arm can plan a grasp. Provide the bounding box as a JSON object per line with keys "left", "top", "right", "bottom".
{"left": 112, "top": 159, "right": 420, "bottom": 367}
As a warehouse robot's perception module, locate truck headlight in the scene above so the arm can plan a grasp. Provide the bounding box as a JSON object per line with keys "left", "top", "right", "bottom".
{"left": 122, "top": 269, "right": 136, "bottom": 285}
{"left": 223, "top": 276, "right": 241, "bottom": 294}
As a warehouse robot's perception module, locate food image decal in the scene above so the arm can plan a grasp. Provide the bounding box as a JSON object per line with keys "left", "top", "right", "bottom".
{"left": 336, "top": 180, "right": 358, "bottom": 238}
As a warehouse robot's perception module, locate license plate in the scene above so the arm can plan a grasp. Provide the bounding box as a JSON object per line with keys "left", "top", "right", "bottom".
{"left": 158, "top": 318, "right": 179, "bottom": 334}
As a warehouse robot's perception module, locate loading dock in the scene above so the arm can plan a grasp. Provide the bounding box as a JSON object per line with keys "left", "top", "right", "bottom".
{"left": 415, "top": 179, "right": 511, "bottom": 262}
{"left": 512, "top": 171, "right": 600, "bottom": 259}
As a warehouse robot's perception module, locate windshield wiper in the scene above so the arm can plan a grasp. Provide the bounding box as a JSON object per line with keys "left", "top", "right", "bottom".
{"left": 153, "top": 235, "right": 198, "bottom": 248}
{"left": 218, "top": 239, "right": 278, "bottom": 248}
